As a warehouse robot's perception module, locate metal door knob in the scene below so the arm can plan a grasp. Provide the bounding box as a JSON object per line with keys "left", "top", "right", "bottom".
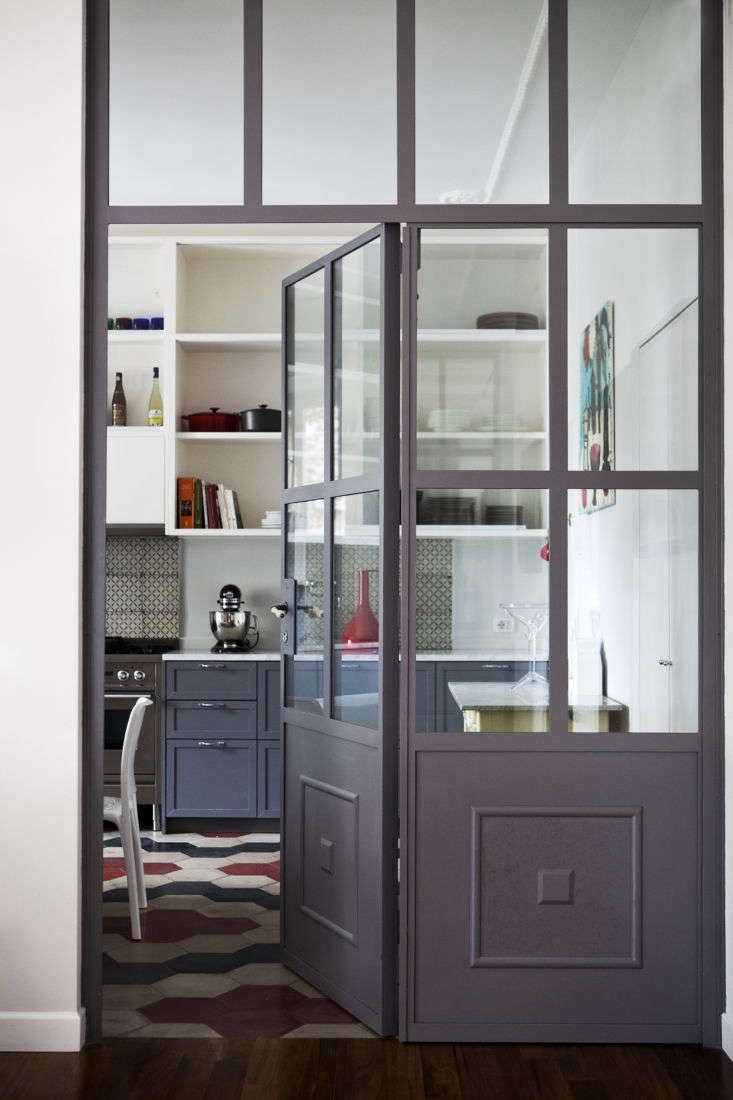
{"left": 117, "top": 669, "right": 130, "bottom": 682}
{"left": 271, "top": 603, "right": 288, "bottom": 619}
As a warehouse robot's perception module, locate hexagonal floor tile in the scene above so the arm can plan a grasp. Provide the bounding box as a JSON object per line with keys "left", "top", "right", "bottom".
{"left": 177, "top": 934, "right": 254, "bottom": 954}
{"left": 148, "top": 894, "right": 211, "bottom": 911}
{"left": 104, "top": 909, "right": 257, "bottom": 942}
{"left": 103, "top": 935, "right": 188, "bottom": 964}
{"left": 197, "top": 901, "right": 268, "bottom": 920}
{"left": 211, "top": 875, "right": 274, "bottom": 889}
{"left": 102, "top": 984, "right": 163, "bottom": 1011}
{"left": 217, "top": 862, "right": 280, "bottom": 880}
{"left": 128, "top": 1022, "right": 222, "bottom": 1038}
{"left": 152, "top": 973, "right": 239, "bottom": 998}
{"left": 102, "top": 1009, "right": 149, "bottom": 1036}
{"left": 227, "top": 963, "right": 297, "bottom": 986}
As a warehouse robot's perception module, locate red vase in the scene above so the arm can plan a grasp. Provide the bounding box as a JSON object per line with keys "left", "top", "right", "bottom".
{"left": 342, "top": 569, "right": 379, "bottom": 653}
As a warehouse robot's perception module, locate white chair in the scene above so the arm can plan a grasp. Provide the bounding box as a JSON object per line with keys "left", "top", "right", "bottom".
{"left": 103, "top": 696, "right": 152, "bottom": 940}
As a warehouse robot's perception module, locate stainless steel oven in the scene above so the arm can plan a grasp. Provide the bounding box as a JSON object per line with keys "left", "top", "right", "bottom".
{"left": 104, "top": 654, "right": 162, "bottom": 828}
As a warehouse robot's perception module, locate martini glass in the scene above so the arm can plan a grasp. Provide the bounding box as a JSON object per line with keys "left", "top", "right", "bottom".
{"left": 500, "top": 602, "right": 549, "bottom": 695}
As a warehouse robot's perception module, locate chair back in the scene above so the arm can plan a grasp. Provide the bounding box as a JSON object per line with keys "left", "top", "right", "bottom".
{"left": 120, "top": 696, "right": 153, "bottom": 810}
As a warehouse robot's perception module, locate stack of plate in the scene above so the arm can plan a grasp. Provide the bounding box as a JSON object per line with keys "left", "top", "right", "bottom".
{"left": 260, "top": 510, "right": 281, "bottom": 529}
{"left": 483, "top": 504, "right": 524, "bottom": 526}
{"left": 476, "top": 311, "right": 539, "bottom": 330}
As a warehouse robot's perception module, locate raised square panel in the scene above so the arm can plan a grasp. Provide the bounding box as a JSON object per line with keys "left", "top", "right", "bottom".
{"left": 470, "top": 807, "right": 641, "bottom": 967}
{"left": 300, "top": 776, "right": 358, "bottom": 944}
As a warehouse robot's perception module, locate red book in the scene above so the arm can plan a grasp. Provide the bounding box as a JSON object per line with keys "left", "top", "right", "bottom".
{"left": 177, "top": 477, "right": 195, "bottom": 529}
{"left": 205, "top": 483, "right": 221, "bottom": 529}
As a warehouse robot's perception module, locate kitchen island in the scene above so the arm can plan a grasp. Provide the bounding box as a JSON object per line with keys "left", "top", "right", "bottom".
{"left": 447, "top": 681, "right": 628, "bottom": 733}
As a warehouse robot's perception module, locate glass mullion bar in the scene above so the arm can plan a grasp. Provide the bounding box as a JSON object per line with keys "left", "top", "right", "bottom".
{"left": 324, "top": 262, "right": 334, "bottom": 716}
{"left": 548, "top": 226, "right": 568, "bottom": 737}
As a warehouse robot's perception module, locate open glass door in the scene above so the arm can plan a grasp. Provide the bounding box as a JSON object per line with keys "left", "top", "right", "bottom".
{"left": 278, "top": 225, "right": 400, "bottom": 1035}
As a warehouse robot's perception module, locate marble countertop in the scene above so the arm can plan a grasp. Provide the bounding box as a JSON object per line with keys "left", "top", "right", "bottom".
{"left": 163, "top": 649, "right": 280, "bottom": 662}
{"left": 163, "top": 649, "right": 547, "bottom": 664}
{"left": 448, "top": 681, "right": 625, "bottom": 711}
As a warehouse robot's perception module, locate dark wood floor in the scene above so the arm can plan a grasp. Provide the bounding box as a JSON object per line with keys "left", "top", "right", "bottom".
{"left": 1, "top": 1040, "right": 732, "bottom": 1100}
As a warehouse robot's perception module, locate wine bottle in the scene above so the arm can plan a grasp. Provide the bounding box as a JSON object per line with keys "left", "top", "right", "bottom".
{"left": 147, "top": 366, "right": 163, "bottom": 427}
{"left": 111, "top": 371, "right": 126, "bottom": 426}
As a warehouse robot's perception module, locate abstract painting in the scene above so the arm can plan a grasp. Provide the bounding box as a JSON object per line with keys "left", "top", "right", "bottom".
{"left": 578, "top": 300, "right": 615, "bottom": 514}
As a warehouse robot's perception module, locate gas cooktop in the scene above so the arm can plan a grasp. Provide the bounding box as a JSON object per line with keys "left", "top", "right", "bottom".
{"left": 105, "top": 636, "right": 180, "bottom": 656}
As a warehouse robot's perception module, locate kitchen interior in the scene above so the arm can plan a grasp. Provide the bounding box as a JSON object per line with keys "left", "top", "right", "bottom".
{"left": 102, "top": 215, "right": 699, "bottom": 1037}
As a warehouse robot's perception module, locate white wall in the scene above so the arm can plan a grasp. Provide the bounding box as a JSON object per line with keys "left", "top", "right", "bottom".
{"left": 0, "top": 0, "right": 85, "bottom": 1051}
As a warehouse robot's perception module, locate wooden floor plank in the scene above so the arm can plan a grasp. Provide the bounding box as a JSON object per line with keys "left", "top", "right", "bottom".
{"left": 0, "top": 1040, "right": 731, "bottom": 1100}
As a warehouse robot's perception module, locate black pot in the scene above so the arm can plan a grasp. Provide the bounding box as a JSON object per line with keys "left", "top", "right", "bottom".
{"left": 239, "top": 404, "right": 281, "bottom": 432}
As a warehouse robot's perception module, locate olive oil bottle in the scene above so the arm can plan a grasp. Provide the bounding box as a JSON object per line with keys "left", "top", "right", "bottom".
{"left": 147, "top": 366, "right": 163, "bottom": 427}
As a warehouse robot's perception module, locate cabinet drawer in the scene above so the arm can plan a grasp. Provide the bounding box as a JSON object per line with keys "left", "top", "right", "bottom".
{"left": 166, "top": 738, "right": 256, "bottom": 817}
{"left": 166, "top": 662, "right": 256, "bottom": 700}
{"left": 257, "top": 740, "right": 281, "bottom": 818}
{"left": 166, "top": 700, "right": 256, "bottom": 738}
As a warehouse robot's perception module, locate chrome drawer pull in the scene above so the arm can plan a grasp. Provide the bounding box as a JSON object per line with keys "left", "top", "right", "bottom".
{"left": 199, "top": 663, "right": 228, "bottom": 670}
{"left": 481, "top": 664, "right": 510, "bottom": 670}
{"left": 198, "top": 702, "right": 225, "bottom": 709}
{"left": 197, "top": 740, "right": 227, "bottom": 748}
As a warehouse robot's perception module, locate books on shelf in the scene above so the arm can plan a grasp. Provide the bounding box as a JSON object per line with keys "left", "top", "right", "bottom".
{"left": 177, "top": 477, "right": 244, "bottom": 530}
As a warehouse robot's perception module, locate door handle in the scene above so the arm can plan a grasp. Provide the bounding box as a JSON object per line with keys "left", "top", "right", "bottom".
{"left": 104, "top": 692, "right": 153, "bottom": 700}
{"left": 196, "top": 740, "right": 227, "bottom": 748}
{"left": 271, "top": 602, "right": 288, "bottom": 619}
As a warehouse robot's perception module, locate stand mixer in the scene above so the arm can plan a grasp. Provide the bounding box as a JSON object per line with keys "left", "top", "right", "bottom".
{"left": 209, "top": 583, "right": 259, "bottom": 652}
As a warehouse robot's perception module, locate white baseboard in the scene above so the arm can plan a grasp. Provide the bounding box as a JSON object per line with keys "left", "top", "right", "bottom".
{"left": 722, "top": 1012, "right": 733, "bottom": 1059}
{"left": 0, "top": 1009, "right": 85, "bottom": 1052}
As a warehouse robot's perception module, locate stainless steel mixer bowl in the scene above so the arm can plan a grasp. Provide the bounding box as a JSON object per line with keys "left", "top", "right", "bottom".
{"left": 209, "top": 608, "right": 259, "bottom": 650}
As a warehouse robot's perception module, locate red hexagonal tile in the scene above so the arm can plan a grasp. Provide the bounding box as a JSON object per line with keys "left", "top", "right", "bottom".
{"left": 142, "top": 997, "right": 229, "bottom": 1026}
{"left": 104, "top": 909, "right": 257, "bottom": 942}
{"left": 216, "top": 984, "right": 305, "bottom": 1013}
{"left": 103, "top": 859, "right": 181, "bottom": 882}
{"left": 217, "top": 861, "right": 280, "bottom": 880}
{"left": 214, "top": 1010, "right": 297, "bottom": 1038}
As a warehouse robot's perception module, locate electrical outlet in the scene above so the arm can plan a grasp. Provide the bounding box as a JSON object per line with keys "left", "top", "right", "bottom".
{"left": 493, "top": 615, "right": 514, "bottom": 633}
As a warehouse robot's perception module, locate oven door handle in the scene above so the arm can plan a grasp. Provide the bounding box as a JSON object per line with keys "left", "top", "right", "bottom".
{"left": 104, "top": 692, "right": 154, "bottom": 700}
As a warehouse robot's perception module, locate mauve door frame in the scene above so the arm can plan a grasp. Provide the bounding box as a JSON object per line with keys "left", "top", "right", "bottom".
{"left": 82, "top": 0, "right": 723, "bottom": 1043}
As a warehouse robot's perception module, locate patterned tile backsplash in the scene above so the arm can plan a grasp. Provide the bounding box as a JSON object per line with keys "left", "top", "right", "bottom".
{"left": 106, "top": 536, "right": 180, "bottom": 638}
{"left": 294, "top": 539, "right": 453, "bottom": 652}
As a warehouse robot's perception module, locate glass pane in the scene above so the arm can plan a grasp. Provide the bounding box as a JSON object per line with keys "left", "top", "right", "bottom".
{"left": 334, "top": 240, "right": 381, "bottom": 480}
{"left": 109, "top": 0, "right": 244, "bottom": 205}
{"left": 417, "top": 230, "right": 548, "bottom": 471}
{"left": 568, "top": 230, "right": 698, "bottom": 471}
{"left": 263, "top": 1, "right": 396, "bottom": 203}
{"left": 285, "top": 500, "right": 325, "bottom": 713}
{"left": 333, "top": 493, "right": 380, "bottom": 727}
{"left": 568, "top": 490, "right": 698, "bottom": 732}
{"left": 416, "top": 0, "right": 549, "bottom": 203}
{"left": 568, "top": 0, "right": 701, "bottom": 204}
{"left": 416, "top": 489, "right": 549, "bottom": 733}
{"left": 287, "top": 271, "right": 325, "bottom": 487}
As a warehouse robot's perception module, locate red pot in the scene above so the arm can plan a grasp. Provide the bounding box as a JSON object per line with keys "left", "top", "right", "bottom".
{"left": 181, "top": 407, "right": 238, "bottom": 432}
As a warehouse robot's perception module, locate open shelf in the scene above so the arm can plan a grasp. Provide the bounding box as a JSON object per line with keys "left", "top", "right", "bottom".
{"left": 176, "top": 333, "right": 281, "bottom": 351}
{"left": 288, "top": 525, "right": 548, "bottom": 545}
{"left": 418, "top": 328, "right": 546, "bottom": 345}
{"left": 108, "top": 331, "right": 166, "bottom": 344}
{"left": 417, "top": 431, "right": 546, "bottom": 442}
{"left": 177, "top": 431, "right": 281, "bottom": 443}
{"left": 174, "top": 527, "right": 280, "bottom": 538}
